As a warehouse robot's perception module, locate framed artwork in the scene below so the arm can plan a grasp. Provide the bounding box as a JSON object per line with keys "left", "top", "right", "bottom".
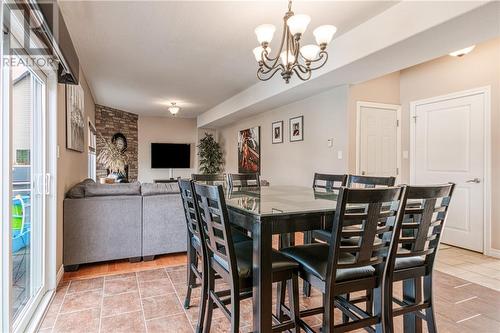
{"left": 66, "top": 84, "right": 85, "bottom": 152}
{"left": 272, "top": 121, "right": 283, "bottom": 144}
{"left": 289, "top": 116, "right": 304, "bottom": 142}
{"left": 238, "top": 126, "right": 260, "bottom": 173}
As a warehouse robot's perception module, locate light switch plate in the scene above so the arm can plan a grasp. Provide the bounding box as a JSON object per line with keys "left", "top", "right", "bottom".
{"left": 337, "top": 151, "right": 343, "bottom": 159}
{"left": 327, "top": 139, "right": 333, "bottom": 148}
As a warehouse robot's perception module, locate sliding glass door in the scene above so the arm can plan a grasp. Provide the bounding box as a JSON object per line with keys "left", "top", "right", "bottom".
{"left": 10, "top": 56, "right": 47, "bottom": 325}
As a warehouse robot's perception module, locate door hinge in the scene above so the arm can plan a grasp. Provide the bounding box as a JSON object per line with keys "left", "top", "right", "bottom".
{"left": 396, "top": 168, "right": 399, "bottom": 175}
{"left": 412, "top": 115, "right": 417, "bottom": 123}
{"left": 396, "top": 119, "right": 399, "bottom": 127}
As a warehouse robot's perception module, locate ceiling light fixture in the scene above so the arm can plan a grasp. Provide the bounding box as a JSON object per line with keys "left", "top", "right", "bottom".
{"left": 449, "top": 45, "right": 475, "bottom": 57}
{"left": 253, "top": 0, "right": 336, "bottom": 83}
{"left": 168, "top": 102, "right": 180, "bottom": 115}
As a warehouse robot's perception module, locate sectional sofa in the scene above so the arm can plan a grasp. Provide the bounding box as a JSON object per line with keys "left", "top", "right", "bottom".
{"left": 63, "top": 179, "right": 186, "bottom": 271}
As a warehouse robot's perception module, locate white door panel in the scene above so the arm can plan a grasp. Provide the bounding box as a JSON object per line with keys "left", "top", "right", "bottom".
{"left": 413, "top": 93, "right": 484, "bottom": 252}
{"left": 358, "top": 104, "right": 399, "bottom": 178}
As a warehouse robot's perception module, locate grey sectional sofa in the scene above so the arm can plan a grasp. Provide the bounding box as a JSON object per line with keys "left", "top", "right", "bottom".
{"left": 63, "top": 180, "right": 186, "bottom": 271}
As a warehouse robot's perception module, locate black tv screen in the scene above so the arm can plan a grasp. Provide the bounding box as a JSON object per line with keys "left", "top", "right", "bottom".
{"left": 151, "top": 143, "right": 190, "bottom": 168}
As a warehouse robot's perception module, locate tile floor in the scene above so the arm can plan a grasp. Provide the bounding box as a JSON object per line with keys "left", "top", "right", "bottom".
{"left": 38, "top": 261, "right": 500, "bottom": 333}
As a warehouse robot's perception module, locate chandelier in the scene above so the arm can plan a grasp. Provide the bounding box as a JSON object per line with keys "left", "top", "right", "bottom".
{"left": 253, "top": 1, "right": 336, "bottom": 83}
{"left": 168, "top": 102, "right": 180, "bottom": 115}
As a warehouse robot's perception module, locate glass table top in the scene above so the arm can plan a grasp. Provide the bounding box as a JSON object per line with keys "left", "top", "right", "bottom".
{"left": 224, "top": 185, "right": 339, "bottom": 217}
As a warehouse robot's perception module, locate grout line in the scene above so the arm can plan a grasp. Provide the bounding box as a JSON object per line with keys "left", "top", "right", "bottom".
{"left": 136, "top": 272, "right": 149, "bottom": 333}
{"left": 165, "top": 267, "right": 195, "bottom": 332}
{"left": 454, "top": 296, "right": 478, "bottom": 304}
{"left": 456, "top": 313, "right": 481, "bottom": 324}
{"left": 97, "top": 276, "right": 105, "bottom": 333}
{"left": 50, "top": 280, "right": 71, "bottom": 332}
{"left": 101, "top": 309, "right": 146, "bottom": 319}
{"left": 454, "top": 282, "right": 472, "bottom": 289}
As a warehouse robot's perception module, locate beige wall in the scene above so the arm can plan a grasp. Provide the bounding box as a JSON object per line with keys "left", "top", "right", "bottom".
{"left": 218, "top": 85, "right": 349, "bottom": 187}
{"left": 347, "top": 72, "right": 401, "bottom": 172}
{"left": 137, "top": 117, "right": 198, "bottom": 183}
{"left": 56, "top": 70, "right": 96, "bottom": 270}
{"left": 400, "top": 38, "right": 500, "bottom": 250}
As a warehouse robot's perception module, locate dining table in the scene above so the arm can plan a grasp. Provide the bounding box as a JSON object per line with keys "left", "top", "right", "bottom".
{"left": 224, "top": 185, "right": 339, "bottom": 333}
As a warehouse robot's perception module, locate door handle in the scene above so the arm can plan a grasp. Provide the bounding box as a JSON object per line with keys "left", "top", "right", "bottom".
{"left": 466, "top": 178, "right": 481, "bottom": 184}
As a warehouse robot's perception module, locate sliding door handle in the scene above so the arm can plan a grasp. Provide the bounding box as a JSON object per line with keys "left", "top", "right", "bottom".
{"left": 466, "top": 178, "right": 481, "bottom": 184}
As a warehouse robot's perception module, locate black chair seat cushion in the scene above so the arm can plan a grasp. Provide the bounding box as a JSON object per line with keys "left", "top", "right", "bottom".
{"left": 215, "top": 241, "right": 299, "bottom": 279}
{"left": 231, "top": 228, "right": 252, "bottom": 243}
{"left": 395, "top": 256, "right": 425, "bottom": 270}
{"left": 281, "top": 243, "right": 375, "bottom": 282}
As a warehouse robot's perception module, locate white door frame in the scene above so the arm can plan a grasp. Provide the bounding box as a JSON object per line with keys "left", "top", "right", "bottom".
{"left": 409, "top": 86, "right": 493, "bottom": 257}
{"left": 356, "top": 101, "right": 402, "bottom": 183}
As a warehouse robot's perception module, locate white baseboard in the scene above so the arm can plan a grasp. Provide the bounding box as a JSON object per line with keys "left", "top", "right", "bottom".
{"left": 56, "top": 265, "right": 64, "bottom": 286}
{"left": 485, "top": 247, "right": 500, "bottom": 259}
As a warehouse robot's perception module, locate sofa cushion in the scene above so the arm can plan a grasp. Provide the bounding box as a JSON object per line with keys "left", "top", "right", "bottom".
{"left": 84, "top": 182, "right": 141, "bottom": 197}
{"left": 66, "top": 178, "right": 96, "bottom": 198}
{"left": 141, "top": 183, "right": 180, "bottom": 196}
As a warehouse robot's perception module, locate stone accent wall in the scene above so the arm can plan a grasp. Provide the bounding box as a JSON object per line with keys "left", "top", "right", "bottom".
{"left": 95, "top": 104, "right": 138, "bottom": 181}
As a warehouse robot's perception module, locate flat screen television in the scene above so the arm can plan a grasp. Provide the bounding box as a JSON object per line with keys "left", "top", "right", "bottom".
{"left": 151, "top": 143, "right": 190, "bottom": 168}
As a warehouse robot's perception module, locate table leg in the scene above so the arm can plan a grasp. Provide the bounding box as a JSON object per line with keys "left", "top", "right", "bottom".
{"left": 252, "top": 220, "right": 273, "bottom": 333}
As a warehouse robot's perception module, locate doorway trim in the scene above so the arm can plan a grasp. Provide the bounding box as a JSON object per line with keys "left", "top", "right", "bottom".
{"left": 356, "top": 101, "right": 402, "bottom": 183}
{"left": 409, "top": 86, "right": 493, "bottom": 257}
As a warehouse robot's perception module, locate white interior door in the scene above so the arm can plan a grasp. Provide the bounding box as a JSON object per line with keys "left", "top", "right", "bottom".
{"left": 357, "top": 102, "right": 400, "bottom": 179}
{"left": 412, "top": 90, "right": 486, "bottom": 252}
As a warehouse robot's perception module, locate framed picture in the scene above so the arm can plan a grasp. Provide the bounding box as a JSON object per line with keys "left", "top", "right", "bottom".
{"left": 272, "top": 121, "right": 283, "bottom": 144}
{"left": 289, "top": 116, "right": 304, "bottom": 142}
{"left": 66, "top": 84, "right": 85, "bottom": 152}
{"left": 238, "top": 126, "right": 260, "bottom": 173}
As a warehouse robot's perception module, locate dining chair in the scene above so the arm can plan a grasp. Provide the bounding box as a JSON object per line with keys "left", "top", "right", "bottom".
{"left": 281, "top": 185, "right": 407, "bottom": 332}
{"left": 178, "top": 179, "right": 251, "bottom": 332}
{"left": 303, "top": 174, "right": 395, "bottom": 296}
{"left": 191, "top": 173, "right": 225, "bottom": 185}
{"left": 312, "top": 173, "right": 348, "bottom": 191}
{"left": 227, "top": 173, "right": 260, "bottom": 190}
{"left": 192, "top": 182, "right": 301, "bottom": 333}
{"left": 383, "top": 183, "right": 455, "bottom": 333}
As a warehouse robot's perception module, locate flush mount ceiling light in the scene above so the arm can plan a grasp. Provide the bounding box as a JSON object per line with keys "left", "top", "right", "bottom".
{"left": 253, "top": 0, "right": 336, "bottom": 83}
{"left": 449, "top": 45, "right": 476, "bottom": 57}
{"left": 168, "top": 102, "right": 180, "bottom": 115}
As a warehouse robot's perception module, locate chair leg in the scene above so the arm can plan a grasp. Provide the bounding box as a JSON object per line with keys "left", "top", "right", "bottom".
{"left": 366, "top": 289, "right": 373, "bottom": 315}
{"left": 424, "top": 275, "right": 437, "bottom": 333}
{"left": 322, "top": 290, "right": 334, "bottom": 332}
{"left": 403, "top": 278, "right": 423, "bottom": 333}
{"left": 195, "top": 261, "right": 208, "bottom": 333}
{"left": 373, "top": 286, "right": 383, "bottom": 333}
{"left": 382, "top": 280, "right": 394, "bottom": 333}
{"left": 230, "top": 283, "right": 240, "bottom": 333}
{"left": 341, "top": 294, "right": 350, "bottom": 323}
{"left": 184, "top": 246, "right": 197, "bottom": 309}
{"left": 287, "top": 275, "right": 300, "bottom": 333}
{"left": 203, "top": 269, "right": 215, "bottom": 333}
{"left": 276, "top": 281, "right": 286, "bottom": 321}
{"left": 302, "top": 232, "right": 312, "bottom": 297}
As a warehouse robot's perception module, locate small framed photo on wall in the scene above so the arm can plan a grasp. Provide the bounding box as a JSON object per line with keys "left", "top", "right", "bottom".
{"left": 289, "top": 116, "right": 304, "bottom": 142}
{"left": 272, "top": 121, "right": 283, "bottom": 144}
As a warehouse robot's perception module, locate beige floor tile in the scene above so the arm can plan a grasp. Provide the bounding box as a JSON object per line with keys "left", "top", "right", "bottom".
{"left": 138, "top": 278, "right": 175, "bottom": 298}
{"left": 104, "top": 272, "right": 136, "bottom": 281}
{"left": 136, "top": 268, "right": 168, "bottom": 282}
{"left": 67, "top": 277, "right": 104, "bottom": 294}
{"left": 100, "top": 310, "right": 147, "bottom": 333}
{"left": 142, "top": 294, "right": 184, "bottom": 320}
{"left": 146, "top": 313, "right": 193, "bottom": 333}
{"left": 53, "top": 308, "right": 100, "bottom": 333}
{"left": 59, "top": 290, "right": 102, "bottom": 314}
{"left": 102, "top": 291, "right": 142, "bottom": 317}
{"left": 103, "top": 276, "right": 138, "bottom": 295}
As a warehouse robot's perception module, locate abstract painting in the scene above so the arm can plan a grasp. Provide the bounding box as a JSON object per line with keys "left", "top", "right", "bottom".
{"left": 238, "top": 126, "right": 260, "bottom": 173}
{"left": 66, "top": 84, "right": 85, "bottom": 152}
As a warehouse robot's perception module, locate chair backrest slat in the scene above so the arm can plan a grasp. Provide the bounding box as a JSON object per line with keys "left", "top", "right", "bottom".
{"left": 312, "top": 173, "right": 348, "bottom": 191}
{"left": 227, "top": 173, "right": 260, "bottom": 190}
{"left": 178, "top": 179, "right": 202, "bottom": 240}
{"left": 347, "top": 175, "right": 396, "bottom": 188}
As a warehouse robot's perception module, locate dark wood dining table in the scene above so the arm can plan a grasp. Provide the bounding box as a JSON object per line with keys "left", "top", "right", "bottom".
{"left": 224, "top": 185, "right": 338, "bottom": 333}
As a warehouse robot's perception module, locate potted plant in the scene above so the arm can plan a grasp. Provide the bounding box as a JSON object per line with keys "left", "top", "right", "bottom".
{"left": 197, "top": 133, "right": 223, "bottom": 175}
{"left": 97, "top": 134, "right": 129, "bottom": 183}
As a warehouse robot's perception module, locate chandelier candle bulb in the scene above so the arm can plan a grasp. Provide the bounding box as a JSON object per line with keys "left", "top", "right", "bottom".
{"left": 253, "top": 46, "right": 271, "bottom": 62}
{"left": 300, "top": 44, "right": 320, "bottom": 61}
{"left": 313, "top": 25, "right": 337, "bottom": 49}
{"left": 280, "top": 51, "right": 296, "bottom": 65}
{"left": 255, "top": 24, "right": 276, "bottom": 45}
{"left": 286, "top": 14, "right": 311, "bottom": 36}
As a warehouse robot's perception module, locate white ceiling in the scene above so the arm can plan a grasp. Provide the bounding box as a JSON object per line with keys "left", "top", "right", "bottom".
{"left": 58, "top": 1, "right": 397, "bottom": 118}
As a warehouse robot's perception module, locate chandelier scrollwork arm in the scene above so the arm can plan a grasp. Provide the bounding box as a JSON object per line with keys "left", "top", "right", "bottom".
{"left": 257, "top": 66, "right": 284, "bottom": 81}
